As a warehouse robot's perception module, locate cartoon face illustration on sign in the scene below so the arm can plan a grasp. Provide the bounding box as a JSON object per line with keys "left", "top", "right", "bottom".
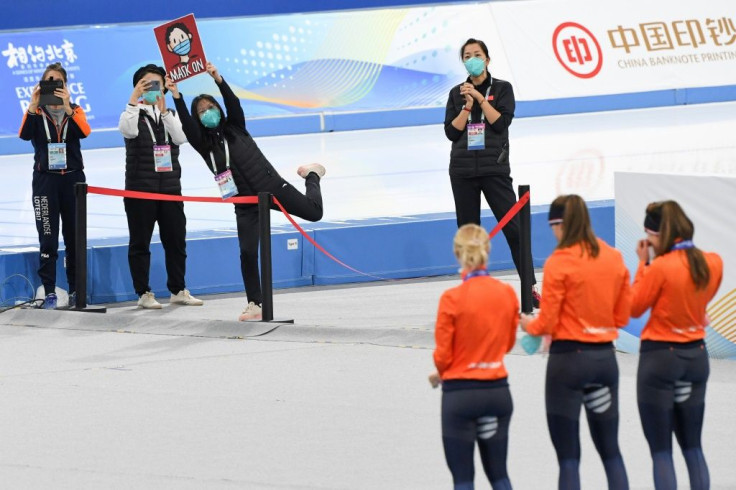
{"left": 165, "top": 22, "right": 197, "bottom": 65}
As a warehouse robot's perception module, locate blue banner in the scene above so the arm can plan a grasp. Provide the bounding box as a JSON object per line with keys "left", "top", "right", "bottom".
{"left": 1, "top": 6, "right": 482, "bottom": 137}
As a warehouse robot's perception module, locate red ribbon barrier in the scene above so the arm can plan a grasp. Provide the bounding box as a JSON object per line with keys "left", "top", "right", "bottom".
{"left": 87, "top": 186, "right": 258, "bottom": 204}
{"left": 86, "top": 186, "right": 531, "bottom": 280}
{"left": 271, "top": 197, "right": 390, "bottom": 281}
{"left": 488, "top": 191, "right": 530, "bottom": 239}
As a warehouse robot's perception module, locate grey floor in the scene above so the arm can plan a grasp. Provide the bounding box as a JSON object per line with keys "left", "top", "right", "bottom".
{"left": 1, "top": 273, "right": 735, "bottom": 489}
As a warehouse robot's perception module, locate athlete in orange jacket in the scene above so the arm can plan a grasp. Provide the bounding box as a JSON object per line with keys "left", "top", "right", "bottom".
{"left": 632, "top": 200, "right": 723, "bottom": 490}
{"left": 520, "top": 195, "right": 630, "bottom": 490}
{"left": 430, "top": 224, "right": 518, "bottom": 490}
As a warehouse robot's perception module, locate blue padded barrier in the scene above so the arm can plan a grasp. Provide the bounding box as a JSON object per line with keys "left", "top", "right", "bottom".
{"left": 0, "top": 201, "right": 614, "bottom": 305}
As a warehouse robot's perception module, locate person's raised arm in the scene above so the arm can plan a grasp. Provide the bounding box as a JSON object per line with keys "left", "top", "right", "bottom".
{"left": 169, "top": 76, "right": 205, "bottom": 152}
{"left": 18, "top": 84, "right": 41, "bottom": 140}
{"left": 119, "top": 78, "right": 150, "bottom": 139}
{"left": 159, "top": 76, "right": 186, "bottom": 146}
{"left": 630, "top": 242, "right": 663, "bottom": 318}
{"left": 65, "top": 105, "right": 91, "bottom": 140}
{"left": 207, "top": 62, "right": 245, "bottom": 129}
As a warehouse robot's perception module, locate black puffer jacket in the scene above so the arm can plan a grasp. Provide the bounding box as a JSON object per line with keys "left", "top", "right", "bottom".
{"left": 174, "top": 78, "right": 284, "bottom": 197}
{"left": 444, "top": 76, "right": 515, "bottom": 178}
{"left": 124, "top": 109, "right": 182, "bottom": 194}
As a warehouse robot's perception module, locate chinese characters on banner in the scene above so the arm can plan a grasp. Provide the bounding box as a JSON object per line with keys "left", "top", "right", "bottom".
{"left": 608, "top": 17, "right": 736, "bottom": 53}
{"left": 1, "top": 39, "right": 91, "bottom": 117}
{"left": 549, "top": 14, "right": 736, "bottom": 81}
{"left": 605, "top": 17, "right": 736, "bottom": 69}
{"left": 153, "top": 14, "right": 208, "bottom": 82}
{"left": 2, "top": 40, "right": 77, "bottom": 68}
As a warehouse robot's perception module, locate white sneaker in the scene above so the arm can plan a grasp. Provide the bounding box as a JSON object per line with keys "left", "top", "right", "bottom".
{"left": 170, "top": 289, "right": 204, "bottom": 306}
{"left": 297, "top": 163, "right": 326, "bottom": 179}
{"left": 137, "top": 291, "right": 162, "bottom": 309}
{"left": 238, "top": 302, "right": 262, "bottom": 321}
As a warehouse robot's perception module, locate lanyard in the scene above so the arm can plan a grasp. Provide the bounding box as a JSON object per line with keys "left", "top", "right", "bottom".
{"left": 672, "top": 240, "right": 695, "bottom": 251}
{"left": 42, "top": 113, "right": 69, "bottom": 143}
{"left": 463, "top": 269, "right": 489, "bottom": 281}
{"left": 143, "top": 113, "right": 169, "bottom": 145}
{"left": 209, "top": 138, "right": 230, "bottom": 174}
{"left": 468, "top": 83, "right": 493, "bottom": 124}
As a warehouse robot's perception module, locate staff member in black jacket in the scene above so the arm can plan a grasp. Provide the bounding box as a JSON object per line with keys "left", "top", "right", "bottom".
{"left": 171, "top": 62, "right": 325, "bottom": 321}
{"left": 444, "top": 38, "right": 539, "bottom": 306}
{"left": 118, "top": 64, "right": 203, "bottom": 309}
{"left": 18, "top": 62, "right": 90, "bottom": 309}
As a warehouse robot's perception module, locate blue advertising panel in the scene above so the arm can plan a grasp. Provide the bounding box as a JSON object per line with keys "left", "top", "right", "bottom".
{"left": 1, "top": 5, "right": 487, "bottom": 137}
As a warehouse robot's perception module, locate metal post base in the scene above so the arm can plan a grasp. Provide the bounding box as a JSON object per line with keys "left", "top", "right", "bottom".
{"left": 240, "top": 318, "right": 294, "bottom": 324}
{"left": 66, "top": 305, "right": 107, "bottom": 313}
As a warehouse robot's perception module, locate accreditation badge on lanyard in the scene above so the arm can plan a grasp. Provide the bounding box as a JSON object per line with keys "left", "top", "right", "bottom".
{"left": 145, "top": 115, "right": 173, "bottom": 172}
{"left": 467, "top": 124, "right": 485, "bottom": 150}
{"left": 44, "top": 115, "right": 68, "bottom": 170}
{"left": 210, "top": 140, "right": 238, "bottom": 199}
{"left": 467, "top": 85, "right": 493, "bottom": 151}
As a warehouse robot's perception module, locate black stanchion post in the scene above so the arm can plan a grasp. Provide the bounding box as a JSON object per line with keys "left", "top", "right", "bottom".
{"left": 257, "top": 192, "right": 293, "bottom": 324}
{"left": 73, "top": 183, "right": 105, "bottom": 313}
{"left": 258, "top": 192, "right": 274, "bottom": 321}
{"left": 518, "top": 185, "right": 533, "bottom": 314}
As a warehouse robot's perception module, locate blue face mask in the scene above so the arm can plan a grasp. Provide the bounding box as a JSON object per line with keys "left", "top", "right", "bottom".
{"left": 200, "top": 108, "right": 221, "bottom": 128}
{"left": 464, "top": 57, "right": 486, "bottom": 77}
{"left": 142, "top": 90, "right": 162, "bottom": 104}
{"left": 172, "top": 39, "right": 191, "bottom": 56}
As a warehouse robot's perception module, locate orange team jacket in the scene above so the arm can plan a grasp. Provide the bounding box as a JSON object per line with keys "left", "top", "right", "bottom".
{"left": 433, "top": 271, "right": 519, "bottom": 381}
{"left": 526, "top": 238, "right": 631, "bottom": 342}
{"left": 631, "top": 250, "right": 723, "bottom": 342}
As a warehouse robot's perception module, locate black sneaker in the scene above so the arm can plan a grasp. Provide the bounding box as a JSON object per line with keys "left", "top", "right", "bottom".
{"left": 68, "top": 292, "right": 76, "bottom": 309}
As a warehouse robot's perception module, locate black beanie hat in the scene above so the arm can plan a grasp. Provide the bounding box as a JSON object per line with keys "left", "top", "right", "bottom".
{"left": 132, "top": 64, "right": 168, "bottom": 93}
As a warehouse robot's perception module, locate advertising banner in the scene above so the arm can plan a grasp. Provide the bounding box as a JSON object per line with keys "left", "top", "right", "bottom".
{"left": 153, "top": 14, "right": 208, "bottom": 83}
{"left": 615, "top": 172, "right": 736, "bottom": 359}
{"left": 3, "top": 0, "right": 734, "bottom": 141}
{"left": 0, "top": 3, "right": 502, "bottom": 137}
{"left": 490, "top": 0, "right": 736, "bottom": 100}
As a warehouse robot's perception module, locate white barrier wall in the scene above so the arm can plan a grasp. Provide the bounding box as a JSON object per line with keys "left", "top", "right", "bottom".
{"left": 615, "top": 172, "right": 736, "bottom": 358}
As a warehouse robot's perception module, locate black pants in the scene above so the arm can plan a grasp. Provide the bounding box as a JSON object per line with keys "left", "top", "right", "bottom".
{"left": 235, "top": 175, "right": 323, "bottom": 304}
{"left": 32, "top": 170, "right": 86, "bottom": 296}
{"left": 441, "top": 380, "right": 513, "bottom": 490}
{"left": 545, "top": 342, "right": 628, "bottom": 490}
{"left": 637, "top": 340, "right": 710, "bottom": 490}
{"left": 123, "top": 197, "right": 187, "bottom": 296}
{"left": 450, "top": 175, "right": 534, "bottom": 283}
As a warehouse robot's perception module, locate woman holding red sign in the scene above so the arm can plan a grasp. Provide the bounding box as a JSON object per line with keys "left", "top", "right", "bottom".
{"left": 171, "top": 62, "right": 326, "bottom": 321}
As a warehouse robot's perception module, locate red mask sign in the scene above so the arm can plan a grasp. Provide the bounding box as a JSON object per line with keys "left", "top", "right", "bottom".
{"left": 154, "top": 14, "right": 208, "bottom": 83}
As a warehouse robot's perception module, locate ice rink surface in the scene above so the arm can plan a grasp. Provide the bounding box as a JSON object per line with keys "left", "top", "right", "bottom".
{"left": 1, "top": 103, "right": 735, "bottom": 488}
{"left": 2, "top": 101, "right": 736, "bottom": 247}
{"left": 1, "top": 275, "right": 735, "bottom": 489}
